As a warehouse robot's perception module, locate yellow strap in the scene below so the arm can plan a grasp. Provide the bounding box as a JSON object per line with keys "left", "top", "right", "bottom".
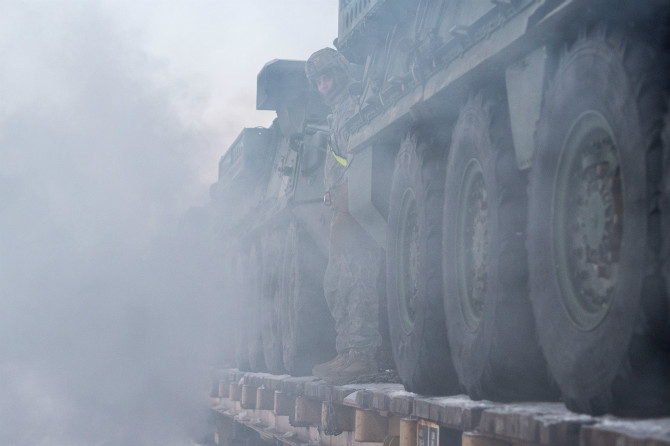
{"left": 328, "top": 142, "right": 348, "bottom": 167}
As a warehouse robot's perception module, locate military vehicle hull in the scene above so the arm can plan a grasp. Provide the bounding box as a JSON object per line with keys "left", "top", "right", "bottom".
{"left": 336, "top": 0, "right": 670, "bottom": 416}
{"left": 213, "top": 0, "right": 670, "bottom": 417}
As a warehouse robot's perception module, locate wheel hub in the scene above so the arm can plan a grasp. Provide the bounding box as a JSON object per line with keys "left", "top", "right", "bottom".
{"left": 585, "top": 191, "right": 607, "bottom": 249}
{"left": 554, "top": 111, "right": 623, "bottom": 330}
{"left": 458, "top": 158, "right": 488, "bottom": 331}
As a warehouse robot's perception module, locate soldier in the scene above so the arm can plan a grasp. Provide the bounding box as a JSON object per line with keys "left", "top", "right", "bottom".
{"left": 305, "top": 48, "right": 382, "bottom": 384}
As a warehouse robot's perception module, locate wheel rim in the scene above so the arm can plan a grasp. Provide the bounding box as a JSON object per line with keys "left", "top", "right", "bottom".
{"left": 457, "top": 158, "right": 488, "bottom": 331}
{"left": 553, "top": 111, "right": 623, "bottom": 331}
{"left": 398, "top": 188, "right": 419, "bottom": 336}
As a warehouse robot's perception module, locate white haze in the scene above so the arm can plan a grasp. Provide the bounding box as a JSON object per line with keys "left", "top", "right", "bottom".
{"left": 0, "top": 1, "right": 336, "bottom": 444}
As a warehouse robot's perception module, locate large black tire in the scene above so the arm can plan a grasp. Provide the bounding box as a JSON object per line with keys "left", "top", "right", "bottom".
{"left": 442, "top": 94, "right": 556, "bottom": 401}
{"left": 246, "top": 242, "right": 266, "bottom": 372}
{"left": 387, "top": 133, "right": 460, "bottom": 395}
{"left": 528, "top": 30, "right": 670, "bottom": 416}
{"left": 280, "top": 220, "right": 335, "bottom": 376}
{"left": 663, "top": 99, "right": 670, "bottom": 341}
{"left": 260, "top": 232, "right": 285, "bottom": 374}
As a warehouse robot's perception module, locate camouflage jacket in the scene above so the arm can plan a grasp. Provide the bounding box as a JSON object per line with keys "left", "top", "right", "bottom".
{"left": 323, "top": 88, "right": 377, "bottom": 255}
{"left": 324, "top": 90, "right": 358, "bottom": 195}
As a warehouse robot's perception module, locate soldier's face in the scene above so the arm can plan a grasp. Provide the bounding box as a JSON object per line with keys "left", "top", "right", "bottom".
{"left": 316, "top": 74, "right": 334, "bottom": 96}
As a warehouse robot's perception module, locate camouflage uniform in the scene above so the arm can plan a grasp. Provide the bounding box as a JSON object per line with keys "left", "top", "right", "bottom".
{"left": 325, "top": 91, "right": 382, "bottom": 353}
{"left": 306, "top": 48, "right": 381, "bottom": 382}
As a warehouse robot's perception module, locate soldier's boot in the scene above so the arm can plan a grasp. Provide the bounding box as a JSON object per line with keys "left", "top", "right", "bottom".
{"left": 312, "top": 353, "right": 348, "bottom": 378}
{"left": 319, "top": 349, "right": 378, "bottom": 386}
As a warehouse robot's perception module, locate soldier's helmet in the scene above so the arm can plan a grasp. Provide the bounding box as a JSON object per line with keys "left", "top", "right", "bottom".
{"left": 305, "top": 47, "right": 350, "bottom": 90}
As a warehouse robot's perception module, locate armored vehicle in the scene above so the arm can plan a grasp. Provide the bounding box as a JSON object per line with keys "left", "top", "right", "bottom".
{"left": 213, "top": 0, "right": 670, "bottom": 417}
{"left": 211, "top": 60, "right": 338, "bottom": 376}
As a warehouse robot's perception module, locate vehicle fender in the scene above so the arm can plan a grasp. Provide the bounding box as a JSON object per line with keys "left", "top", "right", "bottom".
{"left": 348, "top": 145, "right": 387, "bottom": 247}
{"left": 505, "top": 46, "right": 549, "bottom": 170}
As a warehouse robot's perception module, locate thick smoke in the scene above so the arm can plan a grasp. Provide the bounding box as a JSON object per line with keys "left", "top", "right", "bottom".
{"left": 0, "top": 2, "right": 223, "bottom": 445}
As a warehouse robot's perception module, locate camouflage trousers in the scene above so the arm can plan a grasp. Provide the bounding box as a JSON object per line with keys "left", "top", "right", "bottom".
{"left": 323, "top": 250, "right": 382, "bottom": 353}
